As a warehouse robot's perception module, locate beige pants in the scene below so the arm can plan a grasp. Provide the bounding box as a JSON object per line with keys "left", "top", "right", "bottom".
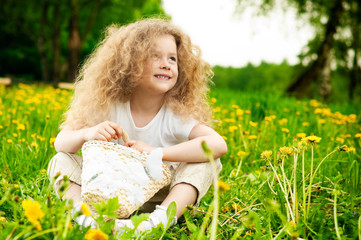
{"left": 47, "top": 152, "right": 222, "bottom": 212}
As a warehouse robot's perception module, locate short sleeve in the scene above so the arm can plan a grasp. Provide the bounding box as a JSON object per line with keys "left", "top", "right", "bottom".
{"left": 164, "top": 109, "right": 198, "bottom": 143}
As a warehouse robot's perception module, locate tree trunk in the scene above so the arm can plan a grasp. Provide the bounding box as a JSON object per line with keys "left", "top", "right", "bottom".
{"left": 52, "top": 1, "right": 62, "bottom": 87}
{"left": 37, "top": 2, "right": 51, "bottom": 83}
{"left": 318, "top": 51, "right": 332, "bottom": 100}
{"left": 349, "top": 0, "right": 361, "bottom": 100}
{"left": 67, "top": 0, "right": 101, "bottom": 83}
{"left": 67, "top": 0, "right": 81, "bottom": 82}
{"left": 286, "top": 0, "right": 344, "bottom": 98}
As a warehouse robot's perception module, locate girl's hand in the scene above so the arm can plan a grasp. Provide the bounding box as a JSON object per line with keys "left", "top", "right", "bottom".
{"left": 125, "top": 140, "right": 156, "bottom": 153}
{"left": 84, "top": 121, "right": 124, "bottom": 142}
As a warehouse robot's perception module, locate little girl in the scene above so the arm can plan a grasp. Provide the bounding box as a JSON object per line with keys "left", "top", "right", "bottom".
{"left": 48, "top": 18, "right": 227, "bottom": 232}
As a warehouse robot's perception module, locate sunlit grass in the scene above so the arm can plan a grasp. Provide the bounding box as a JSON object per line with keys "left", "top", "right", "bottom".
{"left": 0, "top": 83, "right": 360, "bottom": 239}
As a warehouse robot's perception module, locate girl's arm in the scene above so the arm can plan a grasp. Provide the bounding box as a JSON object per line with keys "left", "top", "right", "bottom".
{"left": 126, "top": 124, "right": 227, "bottom": 162}
{"left": 163, "top": 124, "right": 227, "bottom": 162}
{"left": 54, "top": 121, "right": 124, "bottom": 153}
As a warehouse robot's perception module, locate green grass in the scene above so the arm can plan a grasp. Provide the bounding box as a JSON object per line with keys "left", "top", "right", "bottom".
{"left": 0, "top": 84, "right": 360, "bottom": 239}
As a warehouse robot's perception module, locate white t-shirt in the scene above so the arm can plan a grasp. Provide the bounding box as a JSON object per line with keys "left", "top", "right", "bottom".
{"left": 109, "top": 101, "right": 198, "bottom": 148}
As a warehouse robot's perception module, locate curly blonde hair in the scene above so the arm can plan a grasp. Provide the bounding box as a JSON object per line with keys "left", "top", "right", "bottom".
{"left": 61, "top": 18, "right": 213, "bottom": 130}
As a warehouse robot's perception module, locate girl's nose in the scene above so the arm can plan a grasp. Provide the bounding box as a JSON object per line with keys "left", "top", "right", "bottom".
{"left": 160, "top": 58, "right": 171, "bottom": 70}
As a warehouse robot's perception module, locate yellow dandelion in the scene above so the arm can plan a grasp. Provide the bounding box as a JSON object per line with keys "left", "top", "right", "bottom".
{"left": 218, "top": 180, "right": 230, "bottom": 191}
{"left": 348, "top": 147, "right": 356, "bottom": 152}
{"left": 261, "top": 150, "right": 273, "bottom": 159}
{"left": 213, "top": 107, "right": 221, "bottom": 113}
{"left": 297, "top": 133, "right": 306, "bottom": 138}
{"left": 279, "top": 146, "right": 293, "bottom": 155}
{"left": 13, "top": 133, "right": 18, "bottom": 137}
{"left": 249, "top": 121, "right": 258, "bottom": 127}
{"left": 281, "top": 128, "right": 289, "bottom": 133}
{"left": 237, "top": 151, "right": 246, "bottom": 157}
{"left": 81, "top": 203, "right": 92, "bottom": 216}
{"left": 222, "top": 206, "right": 230, "bottom": 212}
{"left": 0, "top": 216, "right": 7, "bottom": 222}
{"left": 236, "top": 109, "right": 244, "bottom": 116}
{"left": 85, "top": 229, "right": 109, "bottom": 240}
{"left": 355, "top": 133, "right": 361, "bottom": 139}
{"left": 336, "top": 137, "right": 344, "bottom": 143}
{"left": 22, "top": 199, "right": 44, "bottom": 230}
{"left": 278, "top": 118, "right": 288, "bottom": 125}
{"left": 275, "top": 173, "right": 283, "bottom": 182}
{"left": 33, "top": 220, "right": 42, "bottom": 231}
{"left": 341, "top": 134, "right": 351, "bottom": 139}
{"left": 302, "top": 136, "right": 322, "bottom": 144}
{"left": 232, "top": 203, "right": 241, "bottom": 211}
{"left": 229, "top": 126, "right": 238, "bottom": 133}
{"left": 248, "top": 135, "right": 257, "bottom": 140}
{"left": 232, "top": 104, "right": 239, "bottom": 109}
{"left": 302, "top": 122, "right": 310, "bottom": 126}
{"left": 264, "top": 116, "right": 273, "bottom": 122}
{"left": 49, "top": 137, "right": 56, "bottom": 146}
{"left": 17, "top": 123, "right": 25, "bottom": 131}
{"left": 314, "top": 108, "right": 323, "bottom": 114}
{"left": 222, "top": 136, "right": 228, "bottom": 140}
{"left": 211, "top": 98, "right": 217, "bottom": 103}
{"left": 14, "top": 184, "right": 19, "bottom": 188}
{"left": 340, "top": 145, "right": 351, "bottom": 152}
{"left": 40, "top": 169, "right": 46, "bottom": 174}
{"left": 310, "top": 99, "right": 322, "bottom": 107}
{"left": 245, "top": 110, "right": 251, "bottom": 115}
{"left": 224, "top": 118, "right": 235, "bottom": 123}
{"left": 318, "top": 119, "right": 326, "bottom": 124}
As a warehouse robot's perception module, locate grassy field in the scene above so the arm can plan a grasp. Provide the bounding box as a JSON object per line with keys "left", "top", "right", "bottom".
{"left": 0, "top": 83, "right": 360, "bottom": 239}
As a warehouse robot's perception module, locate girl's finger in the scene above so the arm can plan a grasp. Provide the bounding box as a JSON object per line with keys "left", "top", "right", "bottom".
{"left": 125, "top": 140, "right": 135, "bottom": 147}
{"left": 108, "top": 121, "right": 125, "bottom": 140}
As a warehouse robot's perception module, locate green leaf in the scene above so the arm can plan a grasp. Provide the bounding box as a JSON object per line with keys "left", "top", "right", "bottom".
{"left": 166, "top": 201, "right": 177, "bottom": 229}
{"left": 184, "top": 211, "right": 198, "bottom": 233}
{"left": 131, "top": 213, "right": 149, "bottom": 229}
{"left": 92, "top": 196, "right": 120, "bottom": 219}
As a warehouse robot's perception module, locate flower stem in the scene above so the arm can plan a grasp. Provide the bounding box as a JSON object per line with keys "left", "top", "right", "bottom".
{"left": 268, "top": 160, "right": 295, "bottom": 223}
{"left": 306, "top": 147, "right": 338, "bottom": 217}
{"left": 306, "top": 145, "right": 315, "bottom": 216}
{"left": 334, "top": 190, "right": 341, "bottom": 240}
{"left": 302, "top": 150, "right": 306, "bottom": 222}
{"left": 293, "top": 153, "right": 298, "bottom": 224}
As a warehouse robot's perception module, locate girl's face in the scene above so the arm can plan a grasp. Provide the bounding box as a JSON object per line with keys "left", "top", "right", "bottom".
{"left": 137, "top": 34, "right": 178, "bottom": 97}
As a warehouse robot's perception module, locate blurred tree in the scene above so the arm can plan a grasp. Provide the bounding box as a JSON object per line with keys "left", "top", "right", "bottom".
{"left": 212, "top": 61, "right": 294, "bottom": 92}
{"left": 0, "top": 0, "right": 166, "bottom": 86}
{"left": 236, "top": 0, "right": 361, "bottom": 100}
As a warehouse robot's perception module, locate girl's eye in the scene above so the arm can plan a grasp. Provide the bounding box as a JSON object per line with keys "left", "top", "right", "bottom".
{"left": 169, "top": 57, "right": 177, "bottom": 62}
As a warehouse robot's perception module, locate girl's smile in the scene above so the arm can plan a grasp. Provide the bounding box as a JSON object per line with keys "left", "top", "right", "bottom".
{"left": 136, "top": 34, "right": 178, "bottom": 97}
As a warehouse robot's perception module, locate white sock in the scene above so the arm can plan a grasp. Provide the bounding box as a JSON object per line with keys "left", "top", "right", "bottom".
{"left": 114, "top": 205, "right": 177, "bottom": 233}
{"left": 71, "top": 202, "right": 97, "bottom": 229}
